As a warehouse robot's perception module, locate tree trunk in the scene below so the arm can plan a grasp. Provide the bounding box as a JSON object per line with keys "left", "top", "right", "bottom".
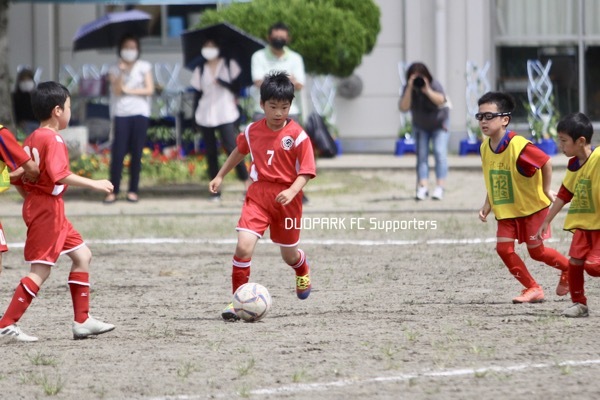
{"left": 0, "top": 0, "right": 15, "bottom": 131}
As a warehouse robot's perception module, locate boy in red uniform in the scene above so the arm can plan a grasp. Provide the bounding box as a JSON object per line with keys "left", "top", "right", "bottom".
{"left": 0, "top": 124, "right": 39, "bottom": 277}
{"left": 209, "top": 71, "right": 316, "bottom": 321}
{"left": 477, "top": 91, "right": 569, "bottom": 303}
{"left": 0, "top": 82, "right": 115, "bottom": 342}
{"left": 537, "top": 113, "right": 599, "bottom": 317}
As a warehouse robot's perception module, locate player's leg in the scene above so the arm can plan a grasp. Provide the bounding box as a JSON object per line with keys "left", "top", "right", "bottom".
{"left": 232, "top": 230, "right": 260, "bottom": 293}
{"left": 0, "top": 263, "right": 51, "bottom": 342}
{"left": 0, "top": 221, "right": 7, "bottom": 276}
{"left": 280, "top": 245, "right": 311, "bottom": 300}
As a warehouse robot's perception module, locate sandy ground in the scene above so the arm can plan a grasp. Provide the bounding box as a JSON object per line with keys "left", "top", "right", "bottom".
{"left": 0, "top": 165, "right": 598, "bottom": 400}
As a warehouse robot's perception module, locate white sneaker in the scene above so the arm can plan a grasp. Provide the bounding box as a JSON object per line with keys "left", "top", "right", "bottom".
{"left": 432, "top": 186, "right": 444, "bottom": 200}
{"left": 562, "top": 303, "right": 589, "bottom": 318}
{"left": 72, "top": 316, "right": 115, "bottom": 340}
{"left": 416, "top": 186, "right": 428, "bottom": 201}
{"left": 0, "top": 324, "right": 38, "bottom": 342}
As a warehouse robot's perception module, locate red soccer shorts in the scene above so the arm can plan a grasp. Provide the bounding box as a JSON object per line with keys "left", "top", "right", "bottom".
{"left": 569, "top": 229, "right": 600, "bottom": 264}
{"left": 22, "top": 193, "right": 84, "bottom": 265}
{"left": 496, "top": 207, "right": 549, "bottom": 245}
{"left": 236, "top": 181, "right": 303, "bottom": 247}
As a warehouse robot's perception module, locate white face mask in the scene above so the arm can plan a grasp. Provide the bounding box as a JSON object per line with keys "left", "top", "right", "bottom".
{"left": 19, "top": 80, "right": 35, "bottom": 92}
{"left": 201, "top": 47, "right": 219, "bottom": 61}
{"left": 120, "top": 49, "right": 138, "bottom": 63}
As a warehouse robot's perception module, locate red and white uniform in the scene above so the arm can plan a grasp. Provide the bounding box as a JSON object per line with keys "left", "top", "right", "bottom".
{"left": 236, "top": 119, "right": 316, "bottom": 246}
{"left": 16, "top": 128, "right": 84, "bottom": 265}
{"left": 0, "top": 126, "right": 32, "bottom": 253}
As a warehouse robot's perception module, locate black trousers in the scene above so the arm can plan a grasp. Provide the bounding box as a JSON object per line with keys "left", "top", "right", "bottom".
{"left": 199, "top": 122, "right": 248, "bottom": 182}
{"left": 110, "top": 115, "right": 149, "bottom": 195}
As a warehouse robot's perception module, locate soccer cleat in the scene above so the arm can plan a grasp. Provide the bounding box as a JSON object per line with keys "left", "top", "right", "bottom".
{"left": 512, "top": 286, "right": 545, "bottom": 304}
{"left": 72, "top": 316, "right": 115, "bottom": 340}
{"left": 296, "top": 272, "right": 311, "bottom": 300}
{"left": 0, "top": 324, "right": 38, "bottom": 342}
{"left": 221, "top": 302, "right": 240, "bottom": 322}
{"left": 562, "top": 302, "right": 589, "bottom": 318}
{"left": 431, "top": 186, "right": 444, "bottom": 200}
{"left": 556, "top": 271, "right": 569, "bottom": 296}
{"left": 416, "top": 186, "right": 428, "bottom": 201}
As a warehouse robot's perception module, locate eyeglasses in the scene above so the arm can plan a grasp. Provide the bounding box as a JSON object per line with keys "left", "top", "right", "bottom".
{"left": 475, "top": 112, "right": 511, "bottom": 121}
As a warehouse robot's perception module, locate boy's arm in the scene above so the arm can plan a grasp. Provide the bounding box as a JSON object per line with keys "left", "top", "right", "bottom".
{"left": 209, "top": 148, "right": 246, "bottom": 194}
{"left": 479, "top": 194, "right": 492, "bottom": 222}
{"left": 275, "top": 174, "right": 311, "bottom": 206}
{"left": 58, "top": 173, "right": 113, "bottom": 193}
{"left": 540, "top": 159, "right": 555, "bottom": 201}
{"left": 537, "top": 197, "right": 567, "bottom": 240}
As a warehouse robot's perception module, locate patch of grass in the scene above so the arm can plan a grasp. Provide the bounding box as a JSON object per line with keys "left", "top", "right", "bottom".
{"left": 21, "top": 372, "right": 65, "bottom": 396}
{"left": 292, "top": 368, "right": 307, "bottom": 383}
{"left": 176, "top": 361, "right": 197, "bottom": 380}
{"left": 144, "top": 323, "right": 175, "bottom": 339}
{"left": 237, "top": 358, "right": 256, "bottom": 377}
{"left": 28, "top": 351, "right": 58, "bottom": 367}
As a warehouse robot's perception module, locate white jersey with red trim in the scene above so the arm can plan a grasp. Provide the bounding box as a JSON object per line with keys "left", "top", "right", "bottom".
{"left": 237, "top": 119, "right": 316, "bottom": 185}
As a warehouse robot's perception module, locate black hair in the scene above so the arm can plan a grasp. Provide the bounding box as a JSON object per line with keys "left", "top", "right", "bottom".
{"left": 117, "top": 33, "right": 141, "bottom": 58}
{"left": 405, "top": 62, "right": 433, "bottom": 84}
{"left": 15, "top": 68, "right": 35, "bottom": 90}
{"left": 556, "top": 112, "right": 594, "bottom": 144}
{"left": 260, "top": 71, "right": 295, "bottom": 104}
{"left": 268, "top": 22, "right": 290, "bottom": 36}
{"left": 31, "top": 81, "right": 70, "bottom": 121}
{"left": 477, "top": 91, "right": 516, "bottom": 114}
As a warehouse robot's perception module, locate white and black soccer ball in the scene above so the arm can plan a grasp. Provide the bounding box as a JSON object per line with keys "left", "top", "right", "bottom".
{"left": 232, "top": 283, "right": 272, "bottom": 322}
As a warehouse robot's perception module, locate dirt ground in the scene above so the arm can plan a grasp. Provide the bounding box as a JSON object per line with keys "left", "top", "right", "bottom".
{"left": 1, "top": 165, "right": 599, "bottom": 400}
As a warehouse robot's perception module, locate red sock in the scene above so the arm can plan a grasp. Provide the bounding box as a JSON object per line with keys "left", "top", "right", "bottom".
{"left": 289, "top": 249, "right": 309, "bottom": 276}
{"left": 68, "top": 272, "right": 90, "bottom": 323}
{"left": 528, "top": 245, "right": 569, "bottom": 271}
{"left": 0, "top": 277, "right": 39, "bottom": 328}
{"left": 496, "top": 242, "right": 537, "bottom": 288}
{"left": 569, "top": 262, "right": 586, "bottom": 305}
{"left": 231, "top": 256, "right": 251, "bottom": 294}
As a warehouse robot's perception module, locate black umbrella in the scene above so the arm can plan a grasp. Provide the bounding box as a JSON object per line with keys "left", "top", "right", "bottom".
{"left": 73, "top": 10, "right": 151, "bottom": 52}
{"left": 181, "top": 22, "right": 266, "bottom": 88}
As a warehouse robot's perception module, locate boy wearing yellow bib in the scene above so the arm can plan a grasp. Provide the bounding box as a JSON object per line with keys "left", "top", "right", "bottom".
{"left": 0, "top": 124, "right": 39, "bottom": 277}
{"left": 537, "top": 113, "right": 598, "bottom": 317}
{"left": 477, "top": 92, "right": 569, "bottom": 304}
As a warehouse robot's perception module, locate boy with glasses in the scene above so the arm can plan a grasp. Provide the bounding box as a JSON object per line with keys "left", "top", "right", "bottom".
{"left": 477, "top": 91, "right": 569, "bottom": 304}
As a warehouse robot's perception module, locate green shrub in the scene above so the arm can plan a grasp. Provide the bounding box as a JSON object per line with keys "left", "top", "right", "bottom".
{"left": 199, "top": 0, "right": 379, "bottom": 77}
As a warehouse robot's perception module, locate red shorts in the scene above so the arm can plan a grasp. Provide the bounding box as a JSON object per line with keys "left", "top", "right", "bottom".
{"left": 22, "top": 193, "right": 84, "bottom": 265}
{"left": 569, "top": 230, "right": 600, "bottom": 264}
{"left": 0, "top": 221, "right": 7, "bottom": 253}
{"left": 236, "top": 181, "right": 303, "bottom": 247}
{"left": 497, "top": 208, "right": 549, "bottom": 245}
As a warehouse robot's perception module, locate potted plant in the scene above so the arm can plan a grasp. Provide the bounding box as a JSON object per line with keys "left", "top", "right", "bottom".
{"left": 523, "top": 99, "right": 559, "bottom": 155}
{"left": 395, "top": 116, "right": 415, "bottom": 156}
{"left": 459, "top": 119, "right": 483, "bottom": 156}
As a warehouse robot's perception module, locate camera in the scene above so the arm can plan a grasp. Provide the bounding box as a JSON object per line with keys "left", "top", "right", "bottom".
{"left": 413, "top": 76, "right": 425, "bottom": 88}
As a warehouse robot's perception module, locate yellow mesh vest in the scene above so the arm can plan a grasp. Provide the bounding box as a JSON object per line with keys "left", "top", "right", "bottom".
{"left": 563, "top": 148, "right": 600, "bottom": 231}
{"left": 481, "top": 134, "right": 550, "bottom": 219}
{"left": 0, "top": 124, "right": 10, "bottom": 193}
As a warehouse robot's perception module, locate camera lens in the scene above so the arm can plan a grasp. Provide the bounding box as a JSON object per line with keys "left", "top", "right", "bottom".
{"left": 413, "top": 77, "right": 425, "bottom": 88}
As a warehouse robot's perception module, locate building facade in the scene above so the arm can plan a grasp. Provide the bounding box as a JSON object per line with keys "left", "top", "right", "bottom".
{"left": 7, "top": 0, "right": 598, "bottom": 153}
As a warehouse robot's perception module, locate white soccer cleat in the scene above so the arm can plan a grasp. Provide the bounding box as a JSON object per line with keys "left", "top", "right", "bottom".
{"left": 0, "top": 324, "right": 38, "bottom": 342}
{"left": 72, "top": 316, "right": 115, "bottom": 340}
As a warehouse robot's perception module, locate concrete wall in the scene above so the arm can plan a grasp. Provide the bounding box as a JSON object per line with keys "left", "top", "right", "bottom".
{"left": 7, "top": 0, "right": 496, "bottom": 154}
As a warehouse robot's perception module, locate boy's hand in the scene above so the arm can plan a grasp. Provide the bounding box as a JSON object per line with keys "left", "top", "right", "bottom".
{"left": 209, "top": 177, "right": 223, "bottom": 194}
{"left": 537, "top": 221, "right": 550, "bottom": 240}
{"left": 545, "top": 189, "right": 557, "bottom": 203}
{"left": 275, "top": 188, "right": 298, "bottom": 206}
{"left": 9, "top": 167, "right": 24, "bottom": 182}
{"left": 93, "top": 179, "right": 114, "bottom": 194}
{"left": 479, "top": 204, "right": 491, "bottom": 222}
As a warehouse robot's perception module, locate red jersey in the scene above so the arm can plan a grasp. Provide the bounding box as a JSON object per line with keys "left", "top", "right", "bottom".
{"left": 237, "top": 119, "right": 316, "bottom": 185}
{"left": 0, "top": 126, "right": 30, "bottom": 170}
{"left": 20, "top": 127, "right": 71, "bottom": 196}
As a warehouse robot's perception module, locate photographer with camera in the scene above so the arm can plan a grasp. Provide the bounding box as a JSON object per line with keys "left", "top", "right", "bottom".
{"left": 399, "top": 62, "right": 450, "bottom": 201}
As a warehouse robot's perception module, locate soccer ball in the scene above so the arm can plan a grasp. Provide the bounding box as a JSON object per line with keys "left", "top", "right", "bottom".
{"left": 232, "top": 283, "right": 272, "bottom": 322}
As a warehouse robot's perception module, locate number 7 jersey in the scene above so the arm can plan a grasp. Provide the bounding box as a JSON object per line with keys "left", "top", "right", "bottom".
{"left": 237, "top": 119, "right": 316, "bottom": 185}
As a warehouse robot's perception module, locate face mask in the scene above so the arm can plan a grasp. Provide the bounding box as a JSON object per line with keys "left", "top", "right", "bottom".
{"left": 120, "top": 49, "right": 138, "bottom": 63}
{"left": 19, "top": 80, "right": 35, "bottom": 92}
{"left": 201, "top": 47, "right": 219, "bottom": 61}
{"left": 270, "top": 38, "right": 287, "bottom": 50}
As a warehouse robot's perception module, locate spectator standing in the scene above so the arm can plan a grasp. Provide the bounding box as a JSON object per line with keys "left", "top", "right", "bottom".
{"left": 12, "top": 68, "right": 39, "bottom": 137}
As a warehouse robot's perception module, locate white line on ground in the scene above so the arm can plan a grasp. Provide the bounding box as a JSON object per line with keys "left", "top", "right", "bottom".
{"left": 145, "top": 359, "right": 600, "bottom": 399}
{"left": 6, "top": 236, "right": 560, "bottom": 249}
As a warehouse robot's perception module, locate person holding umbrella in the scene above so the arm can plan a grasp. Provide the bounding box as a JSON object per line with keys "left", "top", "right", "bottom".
{"left": 103, "top": 34, "right": 154, "bottom": 204}
{"left": 189, "top": 38, "right": 250, "bottom": 201}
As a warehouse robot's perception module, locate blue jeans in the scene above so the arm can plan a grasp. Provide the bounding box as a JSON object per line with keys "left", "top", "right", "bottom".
{"left": 414, "top": 124, "right": 449, "bottom": 185}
